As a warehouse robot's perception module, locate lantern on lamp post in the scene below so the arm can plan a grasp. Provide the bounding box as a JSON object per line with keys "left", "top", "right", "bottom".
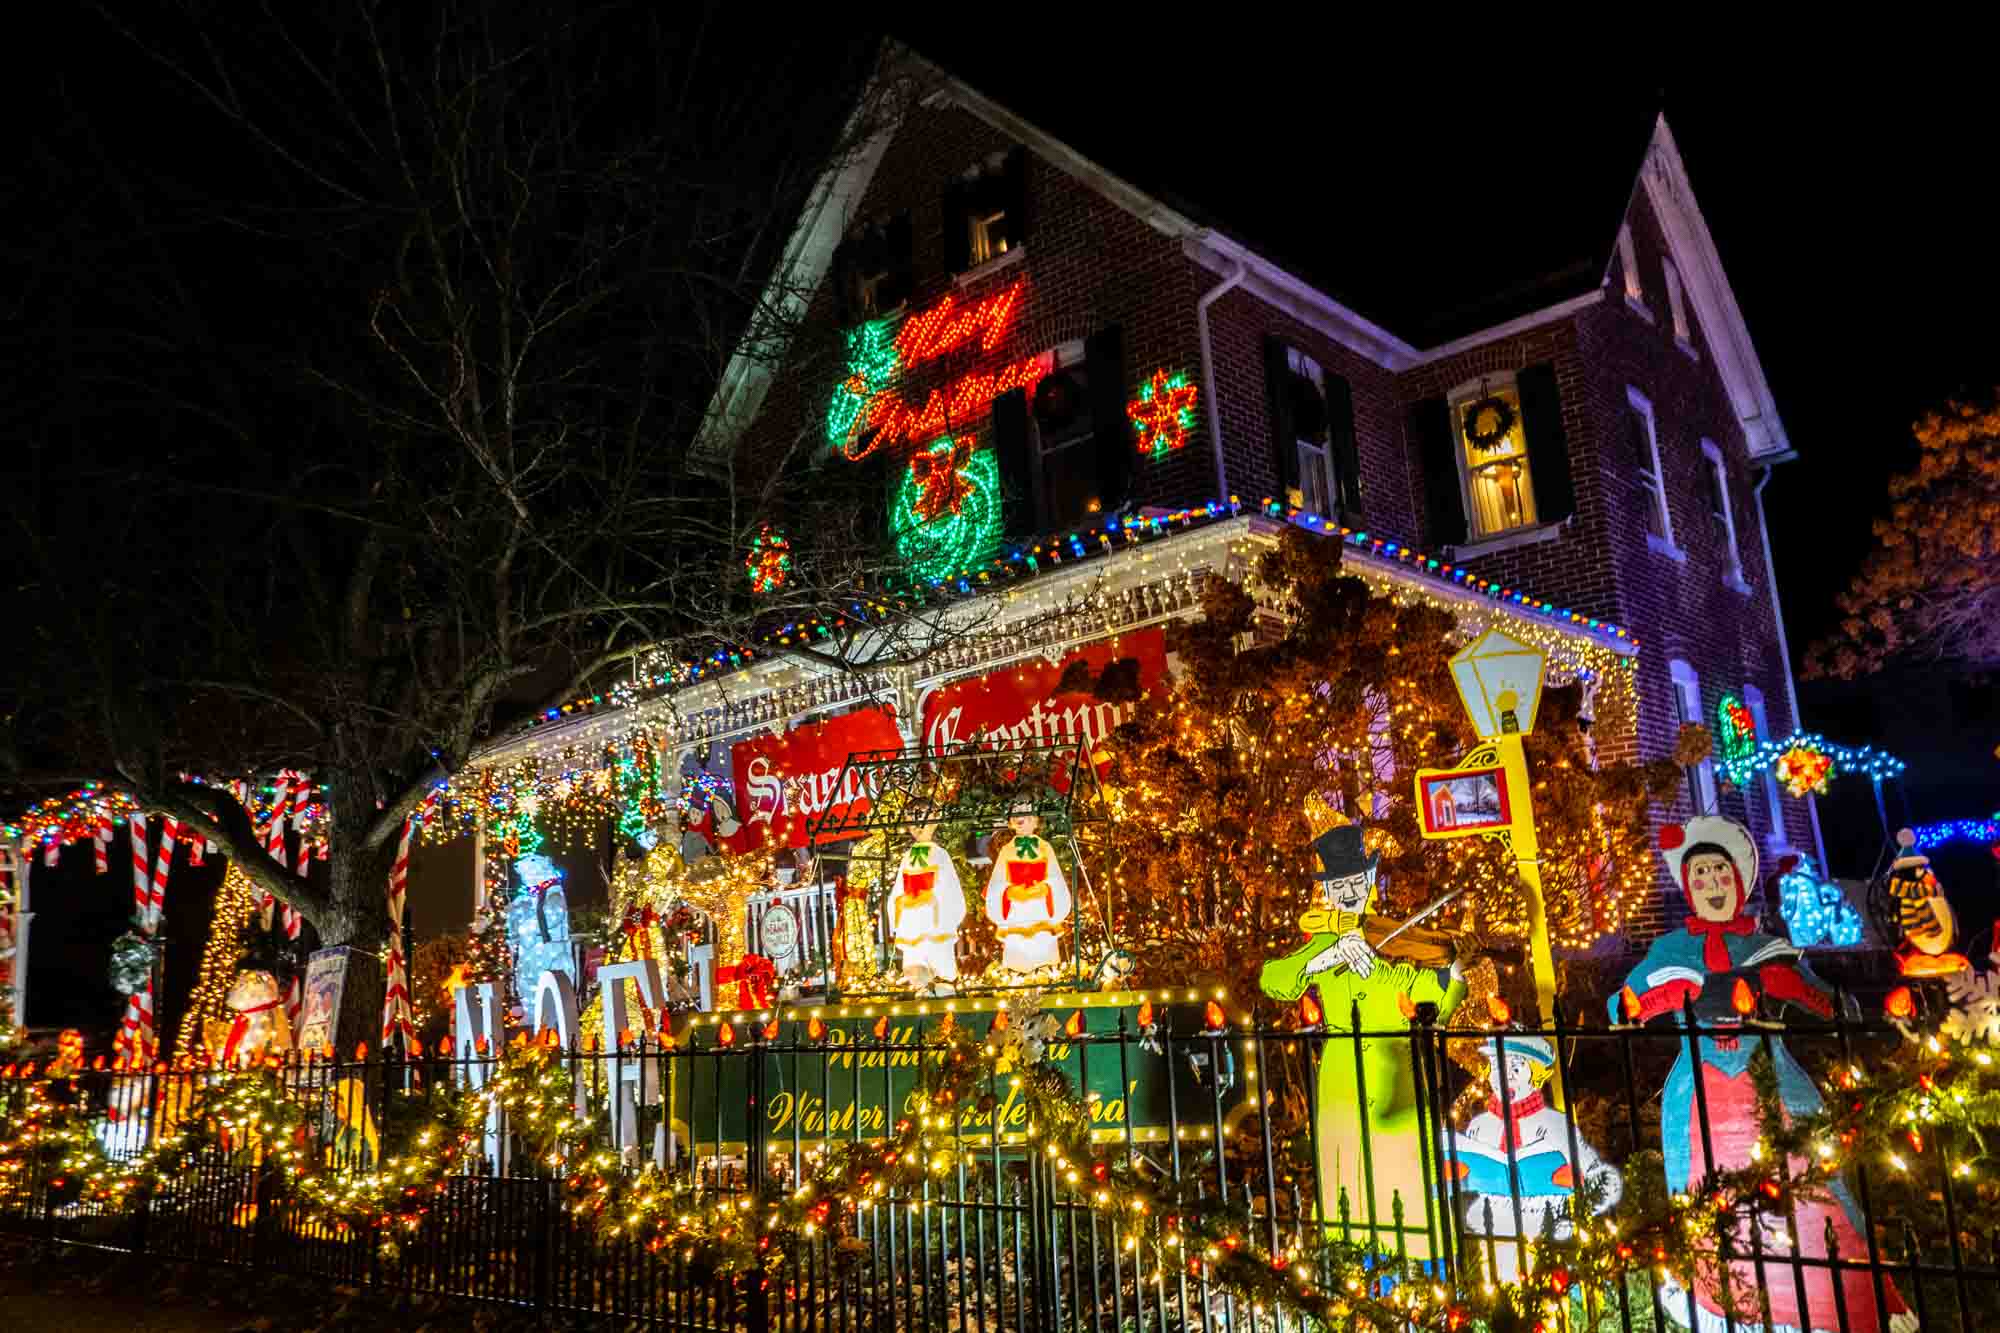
{"left": 1417, "top": 628, "right": 1560, "bottom": 1036}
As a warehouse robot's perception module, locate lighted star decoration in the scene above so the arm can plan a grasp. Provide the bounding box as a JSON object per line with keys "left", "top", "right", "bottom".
{"left": 1127, "top": 368, "right": 1199, "bottom": 458}
{"left": 907, "top": 436, "right": 976, "bottom": 522}
{"left": 745, "top": 525, "right": 792, "bottom": 596}
{"left": 1775, "top": 743, "right": 1835, "bottom": 798}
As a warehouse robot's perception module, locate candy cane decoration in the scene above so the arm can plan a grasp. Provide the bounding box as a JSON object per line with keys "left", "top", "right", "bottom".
{"left": 148, "top": 820, "right": 178, "bottom": 932}
{"left": 129, "top": 815, "right": 150, "bottom": 923}
{"left": 381, "top": 819, "right": 416, "bottom": 1050}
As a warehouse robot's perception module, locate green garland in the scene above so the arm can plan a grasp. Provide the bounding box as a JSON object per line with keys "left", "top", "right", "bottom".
{"left": 7, "top": 1004, "right": 1991, "bottom": 1330}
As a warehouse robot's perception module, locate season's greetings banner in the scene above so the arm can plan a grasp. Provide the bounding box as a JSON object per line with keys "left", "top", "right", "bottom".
{"left": 918, "top": 626, "right": 1170, "bottom": 757}
{"left": 730, "top": 705, "right": 904, "bottom": 848}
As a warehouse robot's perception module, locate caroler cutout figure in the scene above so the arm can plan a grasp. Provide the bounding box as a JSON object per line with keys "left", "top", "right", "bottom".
{"left": 1614, "top": 816, "right": 1913, "bottom": 1333}
{"left": 1446, "top": 1030, "right": 1621, "bottom": 1283}
{"left": 984, "top": 798, "right": 1072, "bottom": 975}
{"left": 888, "top": 799, "right": 966, "bottom": 993}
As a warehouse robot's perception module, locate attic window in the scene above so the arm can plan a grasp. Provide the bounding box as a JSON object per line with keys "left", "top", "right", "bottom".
{"left": 1663, "top": 257, "right": 1693, "bottom": 346}
{"left": 1617, "top": 225, "right": 1645, "bottom": 308}
{"left": 970, "top": 208, "right": 1012, "bottom": 266}
{"left": 834, "top": 214, "right": 912, "bottom": 324}
{"left": 945, "top": 148, "right": 1028, "bottom": 275}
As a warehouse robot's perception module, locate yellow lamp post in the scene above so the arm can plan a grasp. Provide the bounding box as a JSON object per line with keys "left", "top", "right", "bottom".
{"left": 1417, "top": 628, "right": 1559, "bottom": 1036}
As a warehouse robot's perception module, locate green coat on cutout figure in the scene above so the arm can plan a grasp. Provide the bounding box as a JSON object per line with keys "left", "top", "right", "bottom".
{"left": 1260, "top": 811, "right": 1465, "bottom": 1257}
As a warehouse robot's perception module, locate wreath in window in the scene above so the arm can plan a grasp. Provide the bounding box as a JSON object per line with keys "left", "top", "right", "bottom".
{"left": 1463, "top": 395, "right": 1516, "bottom": 452}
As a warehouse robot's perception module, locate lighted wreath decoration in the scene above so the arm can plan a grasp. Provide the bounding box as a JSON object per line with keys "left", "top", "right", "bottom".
{"left": 744, "top": 525, "right": 792, "bottom": 596}
{"left": 1462, "top": 395, "right": 1516, "bottom": 451}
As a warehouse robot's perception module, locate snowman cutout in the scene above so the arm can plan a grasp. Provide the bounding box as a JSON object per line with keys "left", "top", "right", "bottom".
{"left": 1447, "top": 1031, "right": 1621, "bottom": 1283}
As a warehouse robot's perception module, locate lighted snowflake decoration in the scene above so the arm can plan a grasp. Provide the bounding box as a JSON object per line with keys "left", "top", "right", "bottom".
{"left": 1943, "top": 954, "right": 2000, "bottom": 1045}
{"left": 1127, "top": 368, "right": 1199, "bottom": 458}
{"left": 745, "top": 525, "right": 792, "bottom": 595}
{"left": 1775, "top": 744, "right": 1835, "bottom": 798}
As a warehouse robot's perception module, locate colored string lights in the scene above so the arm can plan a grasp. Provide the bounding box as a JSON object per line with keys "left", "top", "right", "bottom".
{"left": 891, "top": 439, "right": 1003, "bottom": 583}
{"left": 1742, "top": 730, "right": 1905, "bottom": 798}
{"left": 1127, "top": 368, "right": 1198, "bottom": 457}
{"left": 1715, "top": 693, "right": 1759, "bottom": 785}
{"left": 1909, "top": 817, "right": 2000, "bottom": 852}
{"left": 1263, "top": 500, "right": 1637, "bottom": 644}
{"left": 1777, "top": 853, "right": 1864, "bottom": 948}
{"left": 745, "top": 525, "right": 792, "bottom": 596}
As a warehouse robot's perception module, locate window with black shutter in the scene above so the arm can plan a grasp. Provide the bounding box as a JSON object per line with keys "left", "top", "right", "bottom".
{"left": 1262, "top": 340, "right": 1359, "bottom": 519}
{"left": 835, "top": 213, "right": 912, "bottom": 323}
{"left": 1024, "top": 326, "right": 1125, "bottom": 530}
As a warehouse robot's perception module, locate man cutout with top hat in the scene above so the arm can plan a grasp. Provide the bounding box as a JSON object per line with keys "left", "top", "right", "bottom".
{"left": 1261, "top": 803, "right": 1464, "bottom": 1258}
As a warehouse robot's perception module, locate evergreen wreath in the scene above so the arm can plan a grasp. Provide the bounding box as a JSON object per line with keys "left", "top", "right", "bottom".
{"left": 1463, "top": 394, "right": 1516, "bottom": 451}
{"left": 108, "top": 929, "right": 154, "bottom": 996}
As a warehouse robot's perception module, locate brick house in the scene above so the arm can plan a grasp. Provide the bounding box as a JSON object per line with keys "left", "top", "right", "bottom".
{"left": 485, "top": 49, "right": 1816, "bottom": 952}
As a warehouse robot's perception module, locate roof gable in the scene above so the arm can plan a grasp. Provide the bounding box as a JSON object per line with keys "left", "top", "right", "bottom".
{"left": 1635, "top": 115, "right": 1792, "bottom": 461}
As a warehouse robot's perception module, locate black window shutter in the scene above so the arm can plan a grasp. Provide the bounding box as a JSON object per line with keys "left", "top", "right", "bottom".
{"left": 883, "top": 212, "right": 914, "bottom": 310}
{"left": 1324, "top": 371, "right": 1362, "bottom": 518}
{"left": 1262, "top": 336, "right": 1300, "bottom": 501}
{"left": 1085, "top": 324, "right": 1130, "bottom": 512}
{"left": 992, "top": 387, "right": 1033, "bottom": 535}
{"left": 1003, "top": 147, "right": 1029, "bottom": 244}
{"left": 1412, "top": 396, "right": 1466, "bottom": 545}
{"left": 942, "top": 182, "right": 971, "bottom": 274}
{"left": 1515, "top": 363, "right": 1574, "bottom": 523}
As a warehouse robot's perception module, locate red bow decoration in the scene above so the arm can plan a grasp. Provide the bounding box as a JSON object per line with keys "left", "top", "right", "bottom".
{"left": 1686, "top": 914, "right": 1755, "bottom": 970}
{"left": 908, "top": 438, "right": 976, "bottom": 522}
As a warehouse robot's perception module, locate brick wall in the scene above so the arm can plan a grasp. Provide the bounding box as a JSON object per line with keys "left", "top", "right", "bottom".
{"left": 1202, "top": 284, "right": 1418, "bottom": 541}
{"left": 738, "top": 101, "right": 1806, "bottom": 944}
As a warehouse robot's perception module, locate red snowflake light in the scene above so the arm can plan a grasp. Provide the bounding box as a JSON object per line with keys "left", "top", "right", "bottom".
{"left": 1127, "top": 369, "right": 1199, "bottom": 457}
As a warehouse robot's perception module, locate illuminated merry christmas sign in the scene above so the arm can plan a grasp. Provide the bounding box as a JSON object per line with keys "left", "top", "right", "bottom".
{"left": 828, "top": 282, "right": 1047, "bottom": 461}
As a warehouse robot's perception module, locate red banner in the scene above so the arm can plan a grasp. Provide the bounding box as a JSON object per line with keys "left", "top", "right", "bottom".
{"left": 730, "top": 705, "right": 904, "bottom": 849}
{"left": 918, "top": 626, "right": 1170, "bottom": 756}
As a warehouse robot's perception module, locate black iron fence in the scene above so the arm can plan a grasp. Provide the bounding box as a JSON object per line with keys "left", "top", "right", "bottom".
{"left": 3, "top": 1002, "right": 1995, "bottom": 1331}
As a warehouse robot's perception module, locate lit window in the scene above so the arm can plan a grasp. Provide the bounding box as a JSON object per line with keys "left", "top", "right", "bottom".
{"left": 1618, "top": 225, "right": 1644, "bottom": 305}
{"left": 1449, "top": 376, "right": 1537, "bottom": 537}
{"left": 969, "top": 210, "right": 1012, "bottom": 267}
{"left": 1286, "top": 349, "right": 1340, "bottom": 516}
{"left": 1626, "top": 387, "right": 1677, "bottom": 552}
{"left": 1701, "top": 440, "right": 1748, "bottom": 589}
{"left": 1670, "top": 660, "right": 1718, "bottom": 814}
{"left": 1663, "top": 257, "right": 1691, "bottom": 344}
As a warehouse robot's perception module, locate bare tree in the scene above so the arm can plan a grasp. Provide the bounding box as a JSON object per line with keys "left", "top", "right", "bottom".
{"left": 2, "top": 3, "right": 922, "bottom": 944}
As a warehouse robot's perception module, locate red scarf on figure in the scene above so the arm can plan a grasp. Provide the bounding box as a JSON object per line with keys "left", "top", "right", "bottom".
{"left": 1483, "top": 1090, "right": 1547, "bottom": 1150}
{"left": 1685, "top": 914, "right": 1755, "bottom": 970}
{"left": 223, "top": 997, "right": 281, "bottom": 1066}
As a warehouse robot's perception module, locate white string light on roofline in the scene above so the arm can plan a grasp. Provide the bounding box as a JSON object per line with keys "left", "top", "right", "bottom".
{"left": 422, "top": 513, "right": 1637, "bottom": 845}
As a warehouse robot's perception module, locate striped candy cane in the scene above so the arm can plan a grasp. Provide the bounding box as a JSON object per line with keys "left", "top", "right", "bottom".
{"left": 148, "top": 819, "right": 179, "bottom": 931}
{"left": 284, "top": 974, "right": 303, "bottom": 1034}
{"left": 128, "top": 815, "right": 149, "bottom": 923}
{"left": 93, "top": 815, "right": 112, "bottom": 874}
{"left": 381, "top": 820, "right": 416, "bottom": 1049}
